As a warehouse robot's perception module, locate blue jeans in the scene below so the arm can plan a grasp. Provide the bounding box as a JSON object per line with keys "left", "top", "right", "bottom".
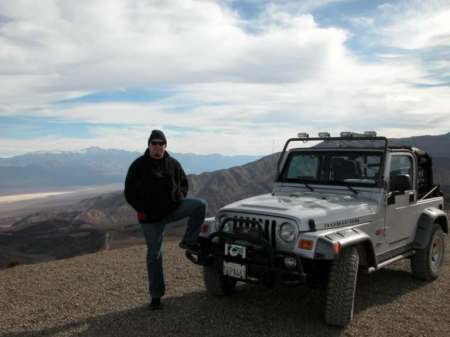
{"left": 140, "top": 197, "right": 207, "bottom": 300}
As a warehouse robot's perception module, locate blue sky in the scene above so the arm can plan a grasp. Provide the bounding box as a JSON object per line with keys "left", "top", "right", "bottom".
{"left": 0, "top": 0, "right": 449, "bottom": 157}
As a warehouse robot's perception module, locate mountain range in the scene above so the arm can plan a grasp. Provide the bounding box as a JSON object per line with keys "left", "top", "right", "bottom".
{"left": 0, "top": 153, "right": 278, "bottom": 269}
{"left": 389, "top": 132, "right": 450, "bottom": 157}
{"left": 0, "top": 148, "right": 260, "bottom": 193}
{"left": 1, "top": 132, "right": 449, "bottom": 269}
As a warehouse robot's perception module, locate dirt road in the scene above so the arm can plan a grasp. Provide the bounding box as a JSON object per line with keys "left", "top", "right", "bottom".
{"left": 0, "top": 239, "right": 449, "bottom": 337}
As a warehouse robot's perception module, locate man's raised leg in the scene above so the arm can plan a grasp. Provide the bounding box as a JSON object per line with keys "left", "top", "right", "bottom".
{"left": 164, "top": 197, "right": 207, "bottom": 248}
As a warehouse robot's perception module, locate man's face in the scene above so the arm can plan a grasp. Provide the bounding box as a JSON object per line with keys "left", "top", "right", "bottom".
{"left": 148, "top": 139, "right": 166, "bottom": 159}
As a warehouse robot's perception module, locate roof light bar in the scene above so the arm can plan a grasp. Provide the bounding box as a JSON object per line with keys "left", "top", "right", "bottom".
{"left": 340, "top": 131, "right": 376, "bottom": 138}
{"left": 297, "top": 133, "right": 309, "bottom": 139}
{"left": 294, "top": 131, "right": 378, "bottom": 140}
{"left": 340, "top": 131, "right": 353, "bottom": 138}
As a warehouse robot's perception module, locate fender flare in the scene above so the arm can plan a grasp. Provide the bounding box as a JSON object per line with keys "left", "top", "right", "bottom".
{"left": 315, "top": 228, "right": 377, "bottom": 268}
{"left": 413, "top": 208, "right": 448, "bottom": 250}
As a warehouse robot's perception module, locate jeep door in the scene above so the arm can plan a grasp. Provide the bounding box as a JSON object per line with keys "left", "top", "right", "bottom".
{"left": 385, "top": 153, "right": 417, "bottom": 248}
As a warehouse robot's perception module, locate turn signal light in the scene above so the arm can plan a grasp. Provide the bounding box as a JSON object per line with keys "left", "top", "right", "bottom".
{"left": 299, "top": 239, "right": 314, "bottom": 250}
{"left": 333, "top": 242, "right": 341, "bottom": 255}
{"left": 201, "top": 223, "right": 209, "bottom": 233}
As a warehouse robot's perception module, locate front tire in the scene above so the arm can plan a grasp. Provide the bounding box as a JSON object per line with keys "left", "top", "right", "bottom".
{"left": 411, "top": 223, "right": 446, "bottom": 281}
{"left": 325, "top": 247, "right": 359, "bottom": 327}
{"left": 203, "top": 265, "right": 237, "bottom": 296}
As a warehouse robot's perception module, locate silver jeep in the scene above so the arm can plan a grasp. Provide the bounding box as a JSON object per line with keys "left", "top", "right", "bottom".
{"left": 187, "top": 132, "right": 448, "bottom": 327}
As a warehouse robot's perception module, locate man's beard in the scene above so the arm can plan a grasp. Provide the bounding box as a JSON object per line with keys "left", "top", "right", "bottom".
{"left": 153, "top": 151, "right": 163, "bottom": 158}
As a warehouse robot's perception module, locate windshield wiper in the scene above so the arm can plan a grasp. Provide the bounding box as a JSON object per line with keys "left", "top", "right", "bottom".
{"left": 302, "top": 182, "right": 314, "bottom": 191}
{"left": 342, "top": 183, "right": 358, "bottom": 195}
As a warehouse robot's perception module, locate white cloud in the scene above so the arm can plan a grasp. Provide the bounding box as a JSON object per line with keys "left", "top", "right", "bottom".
{"left": 0, "top": 0, "right": 449, "bottom": 156}
{"left": 378, "top": 1, "right": 450, "bottom": 49}
{"left": 0, "top": 1, "right": 351, "bottom": 96}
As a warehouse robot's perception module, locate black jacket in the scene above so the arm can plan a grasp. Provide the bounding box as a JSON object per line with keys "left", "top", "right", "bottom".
{"left": 124, "top": 150, "right": 188, "bottom": 222}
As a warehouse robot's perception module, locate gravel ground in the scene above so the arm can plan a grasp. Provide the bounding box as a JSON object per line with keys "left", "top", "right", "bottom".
{"left": 0, "top": 238, "right": 449, "bottom": 337}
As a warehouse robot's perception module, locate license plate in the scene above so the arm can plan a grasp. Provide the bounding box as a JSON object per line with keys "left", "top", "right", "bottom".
{"left": 224, "top": 243, "right": 246, "bottom": 259}
{"left": 223, "top": 261, "right": 246, "bottom": 279}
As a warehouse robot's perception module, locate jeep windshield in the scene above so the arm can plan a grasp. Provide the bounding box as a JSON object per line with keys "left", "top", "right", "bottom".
{"left": 278, "top": 150, "right": 383, "bottom": 187}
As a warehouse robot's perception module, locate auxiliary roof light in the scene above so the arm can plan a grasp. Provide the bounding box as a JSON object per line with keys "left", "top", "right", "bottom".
{"left": 340, "top": 131, "right": 353, "bottom": 138}
{"left": 297, "top": 132, "right": 309, "bottom": 139}
{"left": 318, "top": 132, "right": 330, "bottom": 138}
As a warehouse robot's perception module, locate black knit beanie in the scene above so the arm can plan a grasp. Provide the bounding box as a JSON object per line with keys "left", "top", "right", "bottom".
{"left": 148, "top": 130, "right": 167, "bottom": 144}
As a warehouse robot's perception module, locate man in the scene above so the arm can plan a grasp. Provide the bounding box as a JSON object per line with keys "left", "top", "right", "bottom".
{"left": 124, "top": 130, "right": 207, "bottom": 310}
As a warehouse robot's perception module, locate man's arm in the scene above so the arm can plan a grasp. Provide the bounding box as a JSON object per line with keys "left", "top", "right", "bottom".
{"left": 124, "top": 161, "right": 146, "bottom": 212}
{"left": 176, "top": 161, "right": 189, "bottom": 197}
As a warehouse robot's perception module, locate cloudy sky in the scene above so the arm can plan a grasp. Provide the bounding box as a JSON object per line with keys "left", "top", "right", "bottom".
{"left": 1, "top": 0, "right": 449, "bottom": 157}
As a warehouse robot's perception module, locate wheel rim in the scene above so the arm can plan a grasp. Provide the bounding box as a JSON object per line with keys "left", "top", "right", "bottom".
{"left": 430, "top": 233, "right": 444, "bottom": 274}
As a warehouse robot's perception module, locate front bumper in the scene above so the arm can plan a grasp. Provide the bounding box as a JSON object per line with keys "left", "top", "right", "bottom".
{"left": 188, "top": 229, "right": 307, "bottom": 287}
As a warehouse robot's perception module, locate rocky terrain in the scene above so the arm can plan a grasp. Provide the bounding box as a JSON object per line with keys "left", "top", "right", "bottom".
{"left": 1, "top": 134, "right": 449, "bottom": 336}
{"left": 0, "top": 238, "right": 449, "bottom": 337}
{"left": 0, "top": 217, "right": 106, "bottom": 268}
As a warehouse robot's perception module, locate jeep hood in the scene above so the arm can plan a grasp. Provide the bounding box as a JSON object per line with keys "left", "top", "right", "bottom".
{"left": 220, "top": 192, "right": 378, "bottom": 227}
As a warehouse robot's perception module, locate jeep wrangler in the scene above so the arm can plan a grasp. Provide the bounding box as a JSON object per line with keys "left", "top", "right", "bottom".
{"left": 186, "top": 132, "right": 448, "bottom": 327}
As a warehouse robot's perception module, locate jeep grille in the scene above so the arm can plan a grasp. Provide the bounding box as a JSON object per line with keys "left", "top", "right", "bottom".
{"left": 218, "top": 213, "right": 280, "bottom": 248}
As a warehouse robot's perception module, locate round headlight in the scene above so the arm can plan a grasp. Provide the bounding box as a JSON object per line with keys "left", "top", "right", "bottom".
{"left": 222, "top": 219, "right": 233, "bottom": 233}
{"left": 279, "top": 222, "right": 297, "bottom": 242}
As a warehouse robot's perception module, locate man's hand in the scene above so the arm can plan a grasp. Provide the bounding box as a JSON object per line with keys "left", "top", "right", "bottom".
{"left": 137, "top": 212, "right": 146, "bottom": 222}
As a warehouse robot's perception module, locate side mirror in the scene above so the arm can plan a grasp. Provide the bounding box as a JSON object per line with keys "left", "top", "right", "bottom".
{"left": 389, "top": 174, "right": 412, "bottom": 193}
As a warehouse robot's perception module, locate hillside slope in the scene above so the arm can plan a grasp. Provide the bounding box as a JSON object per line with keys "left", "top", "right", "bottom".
{"left": 389, "top": 132, "right": 450, "bottom": 158}
{"left": 2, "top": 147, "right": 450, "bottom": 270}
{"left": 0, "top": 154, "right": 277, "bottom": 269}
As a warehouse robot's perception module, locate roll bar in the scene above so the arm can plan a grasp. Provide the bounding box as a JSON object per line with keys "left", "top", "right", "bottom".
{"left": 276, "top": 136, "right": 389, "bottom": 186}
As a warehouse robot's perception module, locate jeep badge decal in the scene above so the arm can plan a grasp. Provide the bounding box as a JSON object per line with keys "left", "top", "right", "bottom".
{"left": 323, "top": 217, "right": 360, "bottom": 229}
{"left": 225, "top": 243, "right": 247, "bottom": 259}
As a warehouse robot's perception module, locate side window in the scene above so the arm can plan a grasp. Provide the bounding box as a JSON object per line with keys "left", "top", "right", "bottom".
{"left": 390, "top": 155, "right": 413, "bottom": 177}
{"left": 389, "top": 155, "right": 414, "bottom": 192}
{"left": 416, "top": 155, "right": 432, "bottom": 196}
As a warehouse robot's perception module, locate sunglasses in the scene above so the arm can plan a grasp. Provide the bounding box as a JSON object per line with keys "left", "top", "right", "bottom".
{"left": 150, "top": 141, "right": 166, "bottom": 146}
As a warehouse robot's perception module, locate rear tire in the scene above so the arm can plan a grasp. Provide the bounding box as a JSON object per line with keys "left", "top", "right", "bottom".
{"left": 325, "top": 247, "right": 359, "bottom": 327}
{"left": 203, "top": 265, "right": 237, "bottom": 296}
{"left": 411, "top": 223, "right": 446, "bottom": 281}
